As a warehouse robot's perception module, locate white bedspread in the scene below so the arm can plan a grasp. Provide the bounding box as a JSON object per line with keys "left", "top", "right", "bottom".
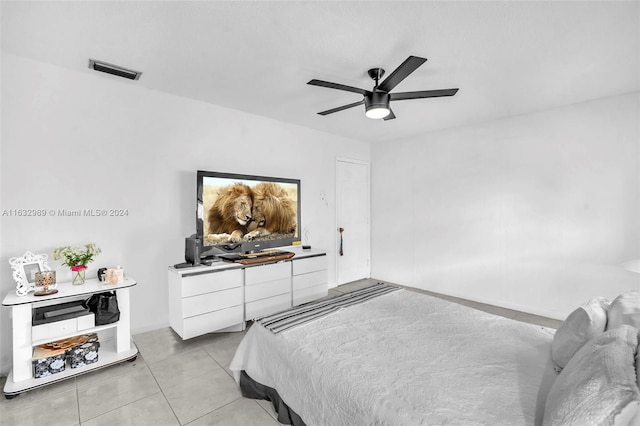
{"left": 230, "top": 289, "right": 556, "bottom": 426}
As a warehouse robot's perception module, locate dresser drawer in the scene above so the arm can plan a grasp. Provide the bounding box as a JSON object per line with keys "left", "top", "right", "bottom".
{"left": 181, "top": 269, "right": 243, "bottom": 298}
{"left": 182, "top": 287, "right": 242, "bottom": 318}
{"left": 245, "top": 278, "right": 290, "bottom": 303}
{"left": 32, "top": 314, "right": 95, "bottom": 342}
{"left": 245, "top": 262, "right": 290, "bottom": 286}
{"left": 293, "top": 285, "right": 328, "bottom": 306}
{"left": 182, "top": 306, "right": 243, "bottom": 340}
{"left": 246, "top": 293, "right": 291, "bottom": 320}
{"left": 292, "top": 256, "right": 326, "bottom": 276}
{"left": 292, "top": 270, "right": 327, "bottom": 292}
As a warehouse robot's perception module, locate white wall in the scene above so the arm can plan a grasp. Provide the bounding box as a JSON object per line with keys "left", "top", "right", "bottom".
{"left": 372, "top": 93, "right": 640, "bottom": 319}
{"left": 0, "top": 53, "right": 370, "bottom": 374}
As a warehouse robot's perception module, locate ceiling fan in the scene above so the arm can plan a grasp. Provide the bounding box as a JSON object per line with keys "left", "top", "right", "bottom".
{"left": 308, "top": 56, "right": 458, "bottom": 120}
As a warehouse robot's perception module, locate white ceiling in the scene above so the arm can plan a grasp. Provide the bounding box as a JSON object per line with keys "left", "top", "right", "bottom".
{"left": 2, "top": 1, "right": 639, "bottom": 144}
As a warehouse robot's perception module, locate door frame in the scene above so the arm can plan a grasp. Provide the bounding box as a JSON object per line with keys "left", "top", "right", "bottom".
{"left": 335, "top": 157, "right": 371, "bottom": 285}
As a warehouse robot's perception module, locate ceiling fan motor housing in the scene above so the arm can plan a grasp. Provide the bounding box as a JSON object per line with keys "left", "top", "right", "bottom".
{"left": 364, "top": 91, "right": 390, "bottom": 115}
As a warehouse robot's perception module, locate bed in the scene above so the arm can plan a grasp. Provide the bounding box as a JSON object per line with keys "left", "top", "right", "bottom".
{"left": 230, "top": 283, "right": 558, "bottom": 425}
{"left": 231, "top": 283, "right": 640, "bottom": 425}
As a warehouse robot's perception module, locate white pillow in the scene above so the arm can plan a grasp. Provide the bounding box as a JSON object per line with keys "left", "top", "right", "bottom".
{"left": 543, "top": 325, "right": 640, "bottom": 426}
{"left": 551, "top": 297, "right": 610, "bottom": 372}
{"left": 607, "top": 291, "right": 640, "bottom": 331}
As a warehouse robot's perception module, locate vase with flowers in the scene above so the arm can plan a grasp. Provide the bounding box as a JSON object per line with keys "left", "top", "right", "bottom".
{"left": 52, "top": 243, "right": 101, "bottom": 285}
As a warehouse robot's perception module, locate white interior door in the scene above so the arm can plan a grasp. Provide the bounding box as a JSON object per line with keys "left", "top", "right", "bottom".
{"left": 336, "top": 158, "right": 370, "bottom": 285}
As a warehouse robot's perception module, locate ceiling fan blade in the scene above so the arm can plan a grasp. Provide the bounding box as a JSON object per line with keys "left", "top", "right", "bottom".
{"left": 390, "top": 88, "right": 459, "bottom": 101}
{"left": 377, "top": 56, "right": 427, "bottom": 93}
{"left": 308, "top": 79, "right": 370, "bottom": 96}
{"left": 383, "top": 109, "right": 396, "bottom": 121}
{"left": 318, "top": 100, "right": 364, "bottom": 115}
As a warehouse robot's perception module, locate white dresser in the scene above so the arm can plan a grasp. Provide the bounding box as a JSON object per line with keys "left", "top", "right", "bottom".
{"left": 168, "top": 247, "right": 327, "bottom": 339}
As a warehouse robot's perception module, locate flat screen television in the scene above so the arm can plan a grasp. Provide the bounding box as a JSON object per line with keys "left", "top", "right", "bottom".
{"left": 196, "top": 170, "right": 301, "bottom": 258}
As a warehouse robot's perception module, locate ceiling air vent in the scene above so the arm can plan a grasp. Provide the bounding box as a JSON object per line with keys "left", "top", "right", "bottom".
{"left": 88, "top": 59, "right": 142, "bottom": 80}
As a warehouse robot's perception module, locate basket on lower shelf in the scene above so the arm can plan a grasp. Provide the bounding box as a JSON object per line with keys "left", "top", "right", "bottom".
{"left": 32, "top": 346, "right": 66, "bottom": 378}
{"left": 68, "top": 334, "right": 100, "bottom": 368}
{"left": 32, "top": 333, "right": 101, "bottom": 378}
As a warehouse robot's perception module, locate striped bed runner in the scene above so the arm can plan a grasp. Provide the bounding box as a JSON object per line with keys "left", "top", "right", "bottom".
{"left": 258, "top": 282, "right": 401, "bottom": 334}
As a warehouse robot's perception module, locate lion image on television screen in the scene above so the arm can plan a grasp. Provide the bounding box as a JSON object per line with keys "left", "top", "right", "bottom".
{"left": 245, "top": 182, "right": 297, "bottom": 241}
{"left": 205, "top": 183, "right": 254, "bottom": 244}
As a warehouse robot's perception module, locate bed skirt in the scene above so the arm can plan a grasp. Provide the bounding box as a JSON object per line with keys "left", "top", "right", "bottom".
{"left": 239, "top": 370, "right": 307, "bottom": 426}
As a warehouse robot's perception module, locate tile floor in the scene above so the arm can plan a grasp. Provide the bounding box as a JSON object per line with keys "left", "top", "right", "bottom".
{"left": 0, "top": 279, "right": 562, "bottom": 426}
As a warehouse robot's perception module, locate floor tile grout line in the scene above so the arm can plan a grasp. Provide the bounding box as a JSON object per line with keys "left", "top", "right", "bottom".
{"left": 255, "top": 399, "right": 281, "bottom": 424}
{"left": 77, "top": 390, "right": 165, "bottom": 425}
{"left": 75, "top": 359, "right": 146, "bottom": 391}
{"left": 144, "top": 359, "right": 184, "bottom": 426}
{"left": 145, "top": 344, "right": 208, "bottom": 365}
{"left": 200, "top": 344, "right": 227, "bottom": 371}
{"left": 182, "top": 395, "right": 246, "bottom": 426}
{"left": 74, "top": 357, "right": 171, "bottom": 424}
{"left": 141, "top": 341, "right": 241, "bottom": 424}
{"left": 145, "top": 345, "right": 230, "bottom": 383}
{"left": 75, "top": 378, "right": 81, "bottom": 425}
{"left": 0, "top": 386, "right": 76, "bottom": 414}
{"left": 138, "top": 329, "right": 260, "bottom": 424}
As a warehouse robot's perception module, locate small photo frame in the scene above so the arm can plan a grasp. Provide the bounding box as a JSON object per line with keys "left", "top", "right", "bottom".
{"left": 9, "top": 251, "right": 52, "bottom": 296}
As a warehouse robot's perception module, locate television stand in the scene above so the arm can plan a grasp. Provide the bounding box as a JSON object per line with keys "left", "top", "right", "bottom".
{"left": 168, "top": 247, "right": 328, "bottom": 339}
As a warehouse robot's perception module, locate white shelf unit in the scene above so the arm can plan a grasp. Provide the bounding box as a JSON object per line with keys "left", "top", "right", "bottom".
{"left": 2, "top": 278, "right": 138, "bottom": 398}
{"left": 168, "top": 247, "right": 328, "bottom": 339}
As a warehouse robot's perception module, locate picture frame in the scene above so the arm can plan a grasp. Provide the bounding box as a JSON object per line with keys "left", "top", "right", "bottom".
{"left": 9, "top": 251, "right": 52, "bottom": 296}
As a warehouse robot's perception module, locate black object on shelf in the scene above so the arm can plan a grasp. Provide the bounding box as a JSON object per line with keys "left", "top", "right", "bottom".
{"left": 84, "top": 292, "right": 120, "bottom": 325}
{"left": 33, "top": 300, "right": 91, "bottom": 326}
{"left": 97, "top": 267, "right": 108, "bottom": 281}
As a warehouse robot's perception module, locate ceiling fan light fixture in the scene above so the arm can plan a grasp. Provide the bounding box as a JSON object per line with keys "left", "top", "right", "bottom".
{"left": 364, "top": 92, "right": 390, "bottom": 119}
{"left": 365, "top": 106, "right": 390, "bottom": 119}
